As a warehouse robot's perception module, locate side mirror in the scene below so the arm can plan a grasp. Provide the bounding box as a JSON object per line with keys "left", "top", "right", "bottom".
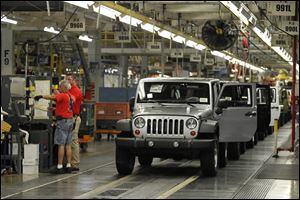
{"left": 218, "top": 99, "right": 229, "bottom": 109}
{"left": 215, "top": 107, "right": 223, "bottom": 115}
{"left": 129, "top": 97, "right": 135, "bottom": 112}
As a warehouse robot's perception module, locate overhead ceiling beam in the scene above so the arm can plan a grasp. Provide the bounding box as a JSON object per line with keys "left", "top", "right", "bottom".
{"left": 165, "top": 4, "right": 227, "bottom": 13}
{"left": 181, "top": 12, "right": 232, "bottom": 20}
{"left": 146, "top": 1, "right": 218, "bottom": 4}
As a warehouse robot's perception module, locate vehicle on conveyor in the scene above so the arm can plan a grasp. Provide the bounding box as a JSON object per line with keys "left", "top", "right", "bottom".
{"left": 115, "top": 78, "right": 269, "bottom": 177}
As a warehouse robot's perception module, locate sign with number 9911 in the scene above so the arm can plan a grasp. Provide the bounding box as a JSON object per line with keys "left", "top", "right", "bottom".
{"left": 267, "top": 1, "right": 296, "bottom": 16}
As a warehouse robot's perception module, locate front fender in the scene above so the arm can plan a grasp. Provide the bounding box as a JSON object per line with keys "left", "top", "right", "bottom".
{"left": 199, "top": 120, "right": 218, "bottom": 133}
{"left": 116, "top": 119, "right": 132, "bottom": 132}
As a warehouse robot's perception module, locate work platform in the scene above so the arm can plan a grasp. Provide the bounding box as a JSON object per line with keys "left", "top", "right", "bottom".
{"left": 1, "top": 122, "right": 298, "bottom": 199}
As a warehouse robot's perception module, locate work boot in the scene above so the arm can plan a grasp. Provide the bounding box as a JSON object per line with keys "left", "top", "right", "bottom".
{"left": 65, "top": 167, "right": 72, "bottom": 174}
{"left": 51, "top": 168, "right": 64, "bottom": 174}
{"left": 71, "top": 167, "right": 80, "bottom": 171}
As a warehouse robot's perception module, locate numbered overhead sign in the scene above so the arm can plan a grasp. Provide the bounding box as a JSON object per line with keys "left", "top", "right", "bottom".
{"left": 66, "top": 15, "right": 85, "bottom": 31}
{"left": 115, "top": 32, "right": 131, "bottom": 43}
{"left": 280, "top": 21, "right": 299, "bottom": 35}
{"left": 271, "top": 34, "right": 289, "bottom": 47}
{"left": 170, "top": 49, "right": 183, "bottom": 58}
{"left": 204, "top": 57, "right": 215, "bottom": 66}
{"left": 267, "top": 1, "right": 296, "bottom": 16}
{"left": 147, "top": 42, "right": 161, "bottom": 51}
{"left": 190, "top": 54, "right": 201, "bottom": 62}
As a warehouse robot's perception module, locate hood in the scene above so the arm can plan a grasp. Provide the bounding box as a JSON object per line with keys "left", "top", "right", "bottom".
{"left": 134, "top": 105, "right": 212, "bottom": 119}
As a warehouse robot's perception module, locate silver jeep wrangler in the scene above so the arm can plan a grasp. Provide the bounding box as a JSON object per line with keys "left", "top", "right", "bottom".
{"left": 115, "top": 77, "right": 223, "bottom": 177}
{"left": 115, "top": 78, "right": 259, "bottom": 177}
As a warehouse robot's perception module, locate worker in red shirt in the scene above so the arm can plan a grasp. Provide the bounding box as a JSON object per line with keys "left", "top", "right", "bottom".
{"left": 34, "top": 80, "right": 74, "bottom": 174}
{"left": 66, "top": 74, "right": 83, "bottom": 171}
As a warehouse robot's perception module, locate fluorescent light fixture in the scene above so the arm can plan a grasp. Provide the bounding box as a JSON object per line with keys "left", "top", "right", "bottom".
{"left": 220, "top": 1, "right": 249, "bottom": 26}
{"left": 186, "top": 40, "right": 197, "bottom": 48}
{"left": 228, "top": 57, "right": 265, "bottom": 72}
{"left": 172, "top": 35, "right": 186, "bottom": 44}
{"left": 44, "top": 26, "right": 59, "bottom": 34}
{"left": 272, "top": 46, "right": 292, "bottom": 62}
{"left": 119, "top": 15, "right": 142, "bottom": 27}
{"left": 253, "top": 27, "right": 271, "bottom": 46}
{"left": 64, "top": 1, "right": 94, "bottom": 9}
{"left": 195, "top": 44, "right": 206, "bottom": 51}
{"left": 211, "top": 51, "right": 225, "bottom": 58}
{"left": 93, "top": 5, "right": 121, "bottom": 19}
{"left": 79, "top": 35, "right": 92, "bottom": 42}
{"left": 211, "top": 51, "right": 233, "bottom": 61}
{"left": 141, "top": 23, "right": 160, "bottom": 33}
{"left": 158, "top": 30, "right": 175, "bottom": 39}
{"left": 1, "top": 16, "right": 18, "bottom": 24}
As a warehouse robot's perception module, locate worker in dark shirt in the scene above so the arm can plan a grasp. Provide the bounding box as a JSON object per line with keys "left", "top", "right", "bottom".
{"left": 34, "top": 80, "right": 74, "bottom": 174}
{"left": 66, "top": 75, "right": 83, "bottom": 171}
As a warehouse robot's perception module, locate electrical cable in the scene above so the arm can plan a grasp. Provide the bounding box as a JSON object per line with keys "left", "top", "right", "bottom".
{"left": 38, "top": 7, "right": 79, "bottom": 44}
{"left": 25, "top": 1, "right": 46, "bottom": 11}
{"left": 1, "top": 6, "right": 17, "bottom": 19}
{"left": 254, "top": 1, "right": 293, "bottom": 37}
{"left": 20, "top": 6, "right": 79, "bottom": 55}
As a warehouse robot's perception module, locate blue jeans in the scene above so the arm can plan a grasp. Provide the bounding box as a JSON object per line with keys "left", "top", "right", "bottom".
{"left": 54, "top": 118, "right": 74, "bottom": 145}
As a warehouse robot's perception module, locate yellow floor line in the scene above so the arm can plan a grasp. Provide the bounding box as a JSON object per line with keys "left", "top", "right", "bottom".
{"left": 73, "top": 175, "right": 132, "bottom": 199}
{"left": 156, "top": 175, "right": 199, "bottom": 199}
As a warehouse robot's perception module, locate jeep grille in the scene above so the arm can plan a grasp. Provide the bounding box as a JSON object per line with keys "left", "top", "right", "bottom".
{"left": 146, "top": 118, "right": 184, "bottom": 136}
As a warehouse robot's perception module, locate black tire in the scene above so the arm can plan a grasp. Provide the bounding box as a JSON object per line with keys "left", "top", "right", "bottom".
{"left": 95, "top": 134, "right": 102, "bottom": 141}
{"left": 138, "top": 156, "right": 153, "bottom": 167}
{"left": 227, "top": 142, "right": 240, "bottom": 160}
{"left": 218, "top": 142, "right": 226, "bottom": 168}
{"left": 200, "top": 141, "right": 218, "bottom": 177}
{"left": 264, "top": 129, "right": 269, "bottom": 137}
{"left": 80, "top": 143, "right": 88, "bottom": 152}
{"left": 240, "top": 142, "right": 246, "bottom": 154}
{"left": 116, "top": 146, "right": 135, "bottom": 175}
{"left": 246, "top": 137, "right": 254, "bottom": 149}
{"left": 254, "top": 132, "right": 258, "bottom": 145}
{"left": 258, "top": 131, "right": 265, "bottom": 141}
{"left": 268, "top": 126, "right": 273, "bottom": 135}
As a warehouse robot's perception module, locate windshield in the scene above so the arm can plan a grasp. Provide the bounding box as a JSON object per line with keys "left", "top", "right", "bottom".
{"left": 137, "top": 82, "right": 210, "bottom": 104}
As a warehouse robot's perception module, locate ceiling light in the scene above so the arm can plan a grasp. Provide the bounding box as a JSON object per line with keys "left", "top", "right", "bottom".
{"left": 220, "top": 1, "right": 249, "bottom": 26}
{"left": 211, "top": 51, "right": 225, "bottom": 58}
{"left": 44, "top": 26, "right": 59, "bottom": 34}
{"left": 252, "top": 27, "right": 271, "bottom": 47}
{"left": 119, "top": 15, "right": 142, "bottom": 27}
{"left": 79, "top": 35, "right": 93, "bottom": 42}
{"left": 1, "top": 16, "right": 18, "bottom": 25}
{"left": 195, "top": 44, "right": 206, "bottom": 51}
{"left": 141, "top": 23, "right": 160, "bottom": 33}
{"left": 272, "top": 46, "right": 292, "bottom": 62}
{"left": 186, "top": 40, "right": 197, "bottom": 48}
{"left": 172, "top": 35, "right": 186, "bottom": 44}
{"left": 158, "top": 30, "right": 175, "bottom": 39}
{"left": 211, "top": 51, "right": 233, "bottom": 61}
{"left": 94, "top": 5, "right": 121, "bottom": 19}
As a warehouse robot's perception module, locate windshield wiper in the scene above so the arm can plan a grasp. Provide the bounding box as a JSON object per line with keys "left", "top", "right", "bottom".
{"left": 144, "top": 99, "right": 166, "bottom": 106}
{"left": 183, "top": 101, "right": 195, "bottom": 107}
{"left": 167, "top": 100, "right": 196, "bottom": 107}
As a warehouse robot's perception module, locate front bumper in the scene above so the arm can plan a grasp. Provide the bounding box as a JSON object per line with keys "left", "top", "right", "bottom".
{"left": 116, "top": 137, "right": 215, "bottom": 150}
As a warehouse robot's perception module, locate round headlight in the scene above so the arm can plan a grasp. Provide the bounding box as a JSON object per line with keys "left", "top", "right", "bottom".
{"left": 186, "top": 118, "right": 197, "bottom": 129}
{"left": 134, "top": 117, "right": 145, "bottom": 128}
